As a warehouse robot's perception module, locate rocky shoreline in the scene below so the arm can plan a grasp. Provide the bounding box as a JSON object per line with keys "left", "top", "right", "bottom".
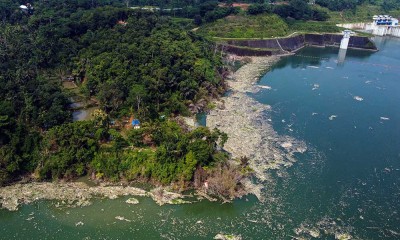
{"left": 207, "top": 56, "right": 307, "bottom": 186}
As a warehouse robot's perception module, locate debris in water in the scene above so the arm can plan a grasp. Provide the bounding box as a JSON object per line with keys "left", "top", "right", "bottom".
{"left": 312, "top": 84, "right": 320, "bottom": 90}
{"left": 258, "top": 85, "right": 272, "bottom": 90}
{"left": 214, "top": 233, "right": 242, "bottom": 240}
{"left": 75, "top": 221, "right": 84, "bottom": 226}
{"left": 329, "top": 115, "right": 338, "bottom": 120}
{"left": 281, "top": 142, "right": 293, "bottom": 149}
{"left": 247, "top": 219, "right": 258, "bottom": 223}
{"left": 308, "top": 66, "right": 319, "bottom": 69}
{"left": 115, "top": 216, "right": 131, "bottom": 222}
{"left": 126, "top": 198, "right": 139, "bottom": 205}
{"left": 380, "top": 117, "right": 390, "bottom": 121}
{"left": 309, "top": 229, "right": 320, "bottom": 238}
{"left": 353, "top": 96, "right": 363, "bottom": 101}
{"left": 335, "top": 233, "right": 352, "bottom": 240}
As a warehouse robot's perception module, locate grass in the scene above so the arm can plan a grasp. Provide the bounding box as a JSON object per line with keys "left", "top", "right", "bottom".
{"left": 197, "top": 14, "right": 290, "bottom": 39}
{"left": 288, "top": 21, "right": 341, "bottom": 34}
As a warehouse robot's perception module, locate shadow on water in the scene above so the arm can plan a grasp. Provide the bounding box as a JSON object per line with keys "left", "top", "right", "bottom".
{"left": 273, "top": 46, "right": 376, "bottom": 70}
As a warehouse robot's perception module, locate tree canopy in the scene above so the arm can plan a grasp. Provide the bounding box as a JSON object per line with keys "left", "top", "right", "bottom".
{"left": 0, "top": 1, "right": 227, "bottom": 186}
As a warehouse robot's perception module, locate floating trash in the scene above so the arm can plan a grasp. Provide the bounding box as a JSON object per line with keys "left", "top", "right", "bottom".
{"left": 214, "top": 233, "right": 242, "bottom": 240}
{"left": 258, "top": 85, "right": 272, "bottom": 90}
{"left": 329, "top": 115, "right": 338, "bottom": 120}
{"left": 353, "top": 96, "right": 363, "bottom": 101}
{"left": 75, "top": 221, "right": 84, "bottom": 226}
{"left": 115, "top": 216, "right": 131, "bottom": 222}
{"left": 126, "top": 198, "right": 139, "bottom": 205}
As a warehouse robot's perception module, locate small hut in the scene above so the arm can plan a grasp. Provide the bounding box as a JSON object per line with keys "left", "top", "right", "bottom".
{"left": 131, "top": 119, "right": 141, "bottom": 129}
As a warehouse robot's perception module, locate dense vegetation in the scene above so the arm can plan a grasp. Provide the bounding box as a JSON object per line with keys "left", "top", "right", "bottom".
{"left": 38, "top": 117, "right": 228, "bottom": 186}
{"left": 0, "top": 0, "right": 236, "bottom": 188}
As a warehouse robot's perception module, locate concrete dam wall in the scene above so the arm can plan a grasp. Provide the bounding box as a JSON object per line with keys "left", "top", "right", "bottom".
{"left": 223, "top": 33, "right": 377, "bottom": 56}
{"left": 338, "top": 23, "right": 400, "bottom": 37}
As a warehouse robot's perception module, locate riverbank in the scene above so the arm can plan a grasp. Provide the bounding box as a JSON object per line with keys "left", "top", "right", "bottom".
{"left": 207, "top": 56, "right": 307, "bottom": 186}
{"left": 0, "top": 182, "right": 192, "bottom": 211}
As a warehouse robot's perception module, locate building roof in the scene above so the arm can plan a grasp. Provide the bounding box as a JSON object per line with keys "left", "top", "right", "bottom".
{"left": 131, "top": 119, "right": 140, "bottom": 126}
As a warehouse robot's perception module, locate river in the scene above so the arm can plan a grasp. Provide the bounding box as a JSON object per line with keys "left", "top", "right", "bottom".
{"left": 1, "top": 37, "right": 399, "bottom": 239}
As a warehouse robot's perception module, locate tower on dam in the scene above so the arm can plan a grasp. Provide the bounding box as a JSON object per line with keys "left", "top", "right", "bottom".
{"left": 340, "top": 30, "right": 353, "bottom": 50}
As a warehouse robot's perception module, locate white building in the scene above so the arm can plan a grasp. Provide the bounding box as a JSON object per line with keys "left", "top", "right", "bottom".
{"left": 337, "top": 16, "right": 400, "bottom": 37}
{"left": 367, "top": 15, "right": 400, "bottom": 36}
{"left": 372, "top": 15, "right": 399, "bottom": 26}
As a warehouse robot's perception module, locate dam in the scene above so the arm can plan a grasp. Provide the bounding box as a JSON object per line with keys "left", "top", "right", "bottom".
{"left": 220, "top": 33, "right": 377, "bottom": 56}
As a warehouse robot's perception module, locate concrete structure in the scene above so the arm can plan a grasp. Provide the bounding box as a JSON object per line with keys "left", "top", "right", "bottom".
{"left": 337, "top": 15, "right": 400, "bottom": 37}
{"left": 372, "top": 15, "right": 398, "bottom": 26}
{"left": 222, "top": 33, "right": 377, "bottom": 56}
{"left": 340, "top": 30, "right": 353, "bottom": 50}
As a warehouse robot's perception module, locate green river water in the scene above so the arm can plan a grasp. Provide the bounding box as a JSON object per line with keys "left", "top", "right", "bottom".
{"left": 1, "top": 37, "right": 399, "bottom": 239}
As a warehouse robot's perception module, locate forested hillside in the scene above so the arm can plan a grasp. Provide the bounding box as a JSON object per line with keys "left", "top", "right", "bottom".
{"left": 0, "top": 0, "right": 237, "bottom": 190}
{"left": 1, "top": 0, "right": 399, "bottom": 192}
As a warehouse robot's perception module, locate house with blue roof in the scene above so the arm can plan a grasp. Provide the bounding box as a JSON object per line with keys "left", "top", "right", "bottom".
{"left": 131, "top": 119, "right": 141, "bottom": 129}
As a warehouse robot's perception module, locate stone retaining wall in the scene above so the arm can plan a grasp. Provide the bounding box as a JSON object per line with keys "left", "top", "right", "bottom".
{"left": 222, "top": 33, "right": 377, "bottom": 56}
